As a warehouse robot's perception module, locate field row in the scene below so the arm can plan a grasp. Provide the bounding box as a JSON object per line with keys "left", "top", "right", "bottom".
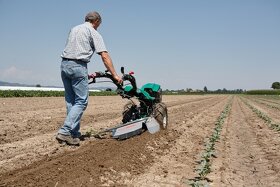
{"left": 0, "top": 95, "right": 280, "bottom": 186}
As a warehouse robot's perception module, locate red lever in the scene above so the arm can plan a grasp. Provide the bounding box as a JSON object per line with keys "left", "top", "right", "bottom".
{"left": 129, "top": 71, "right": 134, "bottom": 75}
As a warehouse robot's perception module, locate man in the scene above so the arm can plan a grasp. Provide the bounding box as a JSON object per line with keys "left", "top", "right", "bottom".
{"left": 56, "top": 11, "right": 122, "bottom": 145}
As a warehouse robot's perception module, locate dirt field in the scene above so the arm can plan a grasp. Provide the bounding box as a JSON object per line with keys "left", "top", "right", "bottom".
{"left": 0, "top": 95, "right": 280, "bottom": 186}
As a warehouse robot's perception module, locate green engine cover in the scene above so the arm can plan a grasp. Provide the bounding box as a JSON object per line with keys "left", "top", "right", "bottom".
{"left": 139, "top": 83, "right": 161, "bottom": 100}
{"left": 141, "top": 83, "right": 161, "bottom": 92}
{"left": 124, "top": 83, "right": 161, "bottom": 101}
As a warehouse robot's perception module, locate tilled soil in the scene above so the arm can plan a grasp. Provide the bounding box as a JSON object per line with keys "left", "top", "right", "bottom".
{"left": 244, "top": 97, "right": 280, "bottom": 123}
{"left": 0, "top": 95, "right": 279, "bottom": 186}
{"left": 252, "top": 96, "right": 280, "bottom": 105}
{"left": 209, "top": 97, "right": 280, "bottom": 187}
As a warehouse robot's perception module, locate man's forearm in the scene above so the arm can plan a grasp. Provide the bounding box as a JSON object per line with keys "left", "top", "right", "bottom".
{"left": 100, "top": 52, "right": 118, "bottom": 77}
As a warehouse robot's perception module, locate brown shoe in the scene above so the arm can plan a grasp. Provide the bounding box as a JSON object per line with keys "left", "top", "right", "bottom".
{"left": 56, "top": 133, "right": 80, "bottom": 146}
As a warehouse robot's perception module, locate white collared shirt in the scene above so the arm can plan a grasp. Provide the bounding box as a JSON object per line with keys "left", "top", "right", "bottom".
{"left": 61, "top": 22, "right": 107, "bottom": 63}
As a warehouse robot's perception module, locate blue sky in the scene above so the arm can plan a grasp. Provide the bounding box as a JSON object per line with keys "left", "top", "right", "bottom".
{"left": 0, "top": 0, "right": 279, "bottom": 90}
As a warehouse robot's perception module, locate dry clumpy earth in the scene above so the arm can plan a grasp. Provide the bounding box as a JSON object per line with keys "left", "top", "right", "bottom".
{"left": 0, "top": 95, "right": 280, "bottom": 186}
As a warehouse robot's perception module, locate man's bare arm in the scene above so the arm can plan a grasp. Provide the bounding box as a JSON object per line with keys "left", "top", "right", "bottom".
{"left": 99, "top": 51, "right": 122, "bottom": 83}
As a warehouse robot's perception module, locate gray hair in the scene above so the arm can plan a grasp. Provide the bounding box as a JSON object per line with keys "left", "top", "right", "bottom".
{"left": 85, "top": 11, "right": 102, "bottom": 23}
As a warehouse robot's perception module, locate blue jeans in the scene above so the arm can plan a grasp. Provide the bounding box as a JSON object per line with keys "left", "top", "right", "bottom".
{"left": 58, "top": 60, "right": 89, "bottom": 138}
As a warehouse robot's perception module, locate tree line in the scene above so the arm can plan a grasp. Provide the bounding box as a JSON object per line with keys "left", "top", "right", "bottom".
{"left": 164, "top": 81, "right": 280, "bottom": 95}
{"left": 163, "top": 87, "right": 244, "bottom": 94}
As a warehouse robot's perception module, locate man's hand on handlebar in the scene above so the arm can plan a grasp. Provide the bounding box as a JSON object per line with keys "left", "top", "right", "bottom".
{"left": 113, "top": 74, "right": 123, "bottom": 85}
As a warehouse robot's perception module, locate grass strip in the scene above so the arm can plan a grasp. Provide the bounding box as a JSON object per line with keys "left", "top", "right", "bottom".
{"left": 0, "top": 90, "right": 117, "bottom": 97}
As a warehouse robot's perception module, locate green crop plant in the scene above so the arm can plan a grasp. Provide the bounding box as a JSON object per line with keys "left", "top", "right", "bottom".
{"left": 189, "top": 180, "right": 209, "bottom": 187}
{"left": 188, "top": 96, "right": 233, "bottom": 186}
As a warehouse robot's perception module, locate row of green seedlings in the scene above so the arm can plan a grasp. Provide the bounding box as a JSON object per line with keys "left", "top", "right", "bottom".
{"left": 251, "top": 98, "right": 280, "bottom": 111}
{"left": 240, "top": 97, "right": 280, "bottom": 131}
{"left": 255, "top": 96, "right": 280, "bottom": 106}
{"left": 189, "top": 98, "right": 233, "bottom": 187}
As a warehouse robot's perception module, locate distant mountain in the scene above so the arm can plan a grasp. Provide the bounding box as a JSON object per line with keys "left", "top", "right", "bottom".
{"left": 0, "top": 81, "right": 32, "bottom": 87}
{"left": 0, "top": 81, "right": 63, "bottom": 88}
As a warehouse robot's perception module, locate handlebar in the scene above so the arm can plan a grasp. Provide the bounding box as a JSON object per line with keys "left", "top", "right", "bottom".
{"left": 88, "top": 67, "right": 137, "bottom": 92}
{"left": 88, "top": 71, "right": 123, "bottom": 90}
{"left": 122, "top": 74, "right": 137, "bottom": 92}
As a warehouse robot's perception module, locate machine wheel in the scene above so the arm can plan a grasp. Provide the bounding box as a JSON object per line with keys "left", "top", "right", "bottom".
{"left": 122, "top": 101, "right": 136, "bottom": 123}
{"left": 153, "top": 102, "right": 168, "bottom": 129}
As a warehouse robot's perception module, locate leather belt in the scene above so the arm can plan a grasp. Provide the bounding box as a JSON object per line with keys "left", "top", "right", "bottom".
{"left": 62, "top": 58, "right": 88, "bottom": 63}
